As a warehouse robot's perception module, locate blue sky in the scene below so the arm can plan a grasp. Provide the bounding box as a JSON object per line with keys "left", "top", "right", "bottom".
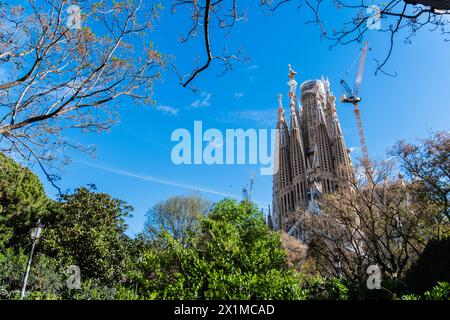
{"left": 9, "top": 2, "right": 449, "bottom": 235}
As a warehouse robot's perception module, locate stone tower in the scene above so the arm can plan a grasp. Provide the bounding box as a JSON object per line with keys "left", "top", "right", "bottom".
{"left": 270, "top": 66, "right": 353, "bottom": 240}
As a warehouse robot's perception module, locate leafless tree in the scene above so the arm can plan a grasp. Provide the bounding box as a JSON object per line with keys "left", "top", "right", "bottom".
{"left": 280, "top": 231, "right": 309, "bottom": 271}
{"left": 298, "top": 160, "right": 436, "bottom": 283}
{"left": 145, "top": 194, "right": 211, "bottom": 244}
{"left": 0, "top": 0, "right": 164, "bottom": 191}
{"left": 390, "top": 130, "right": 450, "bottom": 238}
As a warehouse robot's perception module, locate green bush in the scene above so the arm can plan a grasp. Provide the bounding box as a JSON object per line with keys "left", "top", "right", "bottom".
{"left": 424, "top": 282, "right": 450, "bottom": 300}
{"left": 398, "top": 282, "right": 450, "bottom": 300}
{"left": 137, "top": 199, "right": 307, "bottom": 300}
{"left": 0, "top": 248, "right": 65, "bottom": 300}
{"left": 300, "top": 276, "right": 349, "bottom": 300}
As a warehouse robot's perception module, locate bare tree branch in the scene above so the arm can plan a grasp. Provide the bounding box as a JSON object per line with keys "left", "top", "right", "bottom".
{"left": 0, "top": 0, "right": 165, "bottom": 191}
{"left": 173, "top": 0, "right": 450, "bottom": 83}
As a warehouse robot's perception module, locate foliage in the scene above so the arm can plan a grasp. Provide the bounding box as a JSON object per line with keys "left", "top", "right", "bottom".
{"left": 301, "top": 275, "right": 349, "bottom": 300}
{"left": 398, "top": 282, "right": 450, "bottom": 300}
{"left": 399, "top": 294, "right": 420, "bottom": 300}
{"left": 41, "top": 187, "right": 134, "bottom": 285}
{"left": 0, "top": 242, "right": 145, "bottom": 300}
{"left": 0, "top": 153, "right": 50, "bottom": 249}
{"left": 423, "top": 282, "right": 450, "bottom": 300}
{"left": 69, "top": 279, "right": 119, "bottom": 300}
{"left": 137, "top": 199, "right": 306, "bottom": 299}
{"left": 0, "top": 248, "right": 65, "bottom": 300}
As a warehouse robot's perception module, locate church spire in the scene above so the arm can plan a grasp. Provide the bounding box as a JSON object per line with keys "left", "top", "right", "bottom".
{"left": 288, "top": 64, "right": 300, "bottom": 129}
{"left": 277, "top": 93, "right": 284, "bottom": 122}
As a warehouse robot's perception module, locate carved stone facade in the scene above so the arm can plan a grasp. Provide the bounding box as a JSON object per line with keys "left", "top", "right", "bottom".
{"left": 268, "top": 66, "right": 353, "bottom": 240}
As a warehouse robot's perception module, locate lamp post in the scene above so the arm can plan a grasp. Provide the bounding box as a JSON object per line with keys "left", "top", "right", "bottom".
{"left": 20, "top": 219, "right": 44, "bottom": 300}
{"left": 134, "top": 253, "right": 143, "bottom": 297}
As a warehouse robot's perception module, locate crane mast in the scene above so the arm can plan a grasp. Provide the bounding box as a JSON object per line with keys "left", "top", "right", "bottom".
{"left": 340, "top": 41, "right": 373, "bottom": 182}
{"left": 242, "top": 171, "right": 255, "bottom": 202}
{"left": 248, "top": 171, "right": 255, "bottom": 201}
{"left": 354, "top": 105, "right": 372, "bottom": 179}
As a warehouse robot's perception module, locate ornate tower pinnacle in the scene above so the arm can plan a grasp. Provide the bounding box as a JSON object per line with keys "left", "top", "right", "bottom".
{"left": 287, "top": 64, "right": 298, "bottom": 99}
{"left": 288, "top": 64, "right": 297, "bottom": 80}
{"left": 277, "top": 94, "right": 285, "bottom": 122}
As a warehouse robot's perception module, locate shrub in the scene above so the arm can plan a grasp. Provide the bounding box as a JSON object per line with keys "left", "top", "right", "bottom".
{"left": 301, "top": 276, "right": 349, "bottom": 300}
{"left": 137, "top": 199, "right": 307, "bottom": 300}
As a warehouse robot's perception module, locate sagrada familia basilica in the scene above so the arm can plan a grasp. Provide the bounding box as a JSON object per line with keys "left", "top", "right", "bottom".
{"left": 268, "top": 65, "right": 353, "bottom": 240}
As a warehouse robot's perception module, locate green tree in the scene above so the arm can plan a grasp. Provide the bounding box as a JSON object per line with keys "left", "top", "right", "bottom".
{"left": 0, "top": 152, "right": 49, "bottom": 249}
{"left": 41, "top": 187, "right": 133, "bottom": 285}
{"left": 138, "top": 199, "right": 305, "bottom": 299}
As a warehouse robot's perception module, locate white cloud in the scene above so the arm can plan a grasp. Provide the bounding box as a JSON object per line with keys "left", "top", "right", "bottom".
{"left": 189, "top": 91, "right": 211, "bottom": 109}
{"left": 234, "top": 92, "right": 244, "bottom": 99}
{"left": 245, "top": 65, "right": 259, "bottom": 71}
{"left": 348, "top": 146, "right": 361, "bottom": 153}
{"left": 157, "top": 105, "right": 179, "bottom": 116}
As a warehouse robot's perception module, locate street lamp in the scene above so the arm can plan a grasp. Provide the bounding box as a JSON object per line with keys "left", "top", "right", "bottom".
{"left": 20, "top": 219, "right": 44, "bottom": 300}
{"left": 134, "top": 253, "right": 143, "bottom": 297}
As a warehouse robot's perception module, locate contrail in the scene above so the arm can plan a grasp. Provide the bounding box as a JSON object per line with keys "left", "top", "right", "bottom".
{"left": 76, "top": 160, "right": 240, "bottom": 198}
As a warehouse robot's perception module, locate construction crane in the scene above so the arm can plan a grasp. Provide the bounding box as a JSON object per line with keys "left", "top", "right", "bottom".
{"left": 340, "top": 41, "right": 373, "bottom": 182}
{"left": 242, "top": 171, "right": 255, "bottom": 202}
